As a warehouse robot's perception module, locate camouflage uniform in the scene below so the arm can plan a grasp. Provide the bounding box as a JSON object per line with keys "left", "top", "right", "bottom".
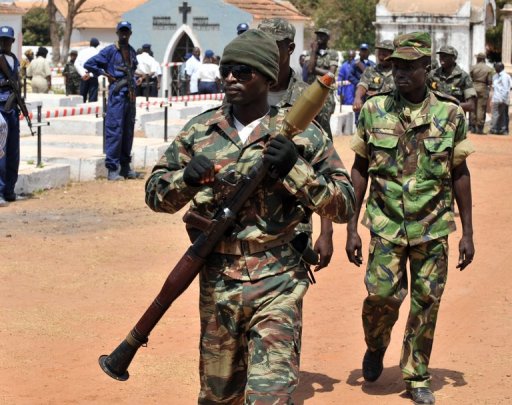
{"left": 357, "top": 64, "right": 394, "bottom": 97}
{"left": 62, "top": 59, "right": 81, "bottom": 95}
{"left": 351, "top": 87, "right": 474, "bottom": 389}
{"left": 146, "top": 103, "right": 355, "bottom": 404}
{"left": 428, "top": 64, "right": 477, "bottom": 104}
{"left": 469, "top": 57, "right": 493, "bottom": 132}
{"left": 304, "top": 48, "right": 338, "bottom": 139}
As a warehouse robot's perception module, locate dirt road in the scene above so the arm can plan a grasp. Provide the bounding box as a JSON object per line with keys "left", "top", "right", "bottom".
{"left": 1, "top": 135, "right": 510, "bottom": 404}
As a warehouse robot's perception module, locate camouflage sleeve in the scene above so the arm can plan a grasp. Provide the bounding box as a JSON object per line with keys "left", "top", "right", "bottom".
{"left": 350, "top": 104, "right": 370, "bottom": 158}
{"left": 329, "top": 51, "right": 339, "bottom": 67}
{"left": 280, "top": 125, "right": 355, "bottom": 223}
{"left": 145, "top": 120, "right": 203, "bottom": 213}
{"left": 452, "top": 105, "right": 475, "bottom": 167}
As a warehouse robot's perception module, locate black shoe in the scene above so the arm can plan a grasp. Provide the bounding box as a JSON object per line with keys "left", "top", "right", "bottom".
{"left": 362, "top": 348, "right": 386, "bottom": 382}
{"left": 409, "top": 387, "right": 435, "bottom": 404}
{"left": 4, "top": 192, "right": 16, "bottom": 202}
{"left": 120, "top": 165, "right": 140, "bottom": 179}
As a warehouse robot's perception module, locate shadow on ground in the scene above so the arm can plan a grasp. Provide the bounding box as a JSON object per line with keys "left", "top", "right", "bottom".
{"left": 293, "top": 370, "right": 341, "bottom": 404}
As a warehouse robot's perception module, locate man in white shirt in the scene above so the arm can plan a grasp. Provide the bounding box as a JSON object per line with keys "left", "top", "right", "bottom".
{"left": 135, "top": 44, "right": 161, "bottom": 97}
{"left": 490, "top": 62, "right": 511, "bottom": 135}
{"left": 197, "top": 50, "right": 220, "bottom": 94}
{"left": 185, "top": 47, "right": 201, "bottom": 94}
{"left": 74, "top": 37, "right": 100, "bottom": 102}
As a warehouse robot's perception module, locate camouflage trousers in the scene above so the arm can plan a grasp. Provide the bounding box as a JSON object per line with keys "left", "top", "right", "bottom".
{"left": 198, "top": 263, "right": 310, "bottom": 405}
{"left": 362, "top": 234, "right": 448, "bottom": 389}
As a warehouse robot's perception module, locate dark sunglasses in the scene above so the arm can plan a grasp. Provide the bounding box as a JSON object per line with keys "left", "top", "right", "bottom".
{"left": 219, "top": 64, "right": 254, "bottom": 81}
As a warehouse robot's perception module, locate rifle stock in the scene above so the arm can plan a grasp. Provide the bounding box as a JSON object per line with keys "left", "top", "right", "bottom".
{"left": 98, "top": 72, "right": 336, "bottom": 381}
{"left": 0, "top": 55, "right": 35, "bottom": 136}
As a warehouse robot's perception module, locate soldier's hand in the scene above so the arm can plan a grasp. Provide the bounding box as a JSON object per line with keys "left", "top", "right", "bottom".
{"left": 313, "top": 232, "right": 334, "bottom": 271}
{"left": 353, "top": 98, "right": 363, "bottom": 113}
{"left": 264, "top": 135, "right": 298, "bottom": 178}
{"left": 456, "top": 234, "right": 475, "bottom": 271}
{"left": 346, "top": 230, "right": 363, "bottom": 267}
{"left": 183, "top": 155, "right": 221, "bottom": 187}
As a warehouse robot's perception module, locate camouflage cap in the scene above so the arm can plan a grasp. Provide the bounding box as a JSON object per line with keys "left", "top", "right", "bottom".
{"left": 315, "top": 28, "right": 330, "bottom": 37}
{"left": 390, "top": 31, "right": 432, "bottom": 60}
{"left": 258, "top": 18, "right": 295, "bottom": 41}
{"left": 375, "top": 39, "right": 394, "bottom": 51}
{"left": 437, "top": 45, "right": 458, "bottom": 58}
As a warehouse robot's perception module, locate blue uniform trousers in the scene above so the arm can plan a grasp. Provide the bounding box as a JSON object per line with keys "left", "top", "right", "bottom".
{"left": 0, "top": 108, "right": 20, "bottom": 198}
{"left": 105, "top": 89, "right": 135, "bottom": 170}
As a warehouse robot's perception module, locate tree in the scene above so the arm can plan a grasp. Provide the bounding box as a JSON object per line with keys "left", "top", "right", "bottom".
{"left": 48, "top": 0, "right": 106, "bottom": 64}
{"left": 486, "top": 0, "right": 509, "bottom": 62}
{"left": 22, "top": 7, "right": 52, "bottom": 46}
{"left": 290, "top": 0, "right": 378, "bottom": 52}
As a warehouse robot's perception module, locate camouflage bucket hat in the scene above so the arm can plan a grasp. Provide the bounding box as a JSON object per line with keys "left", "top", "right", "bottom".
{"left": 258, "top": 18, "right": 295, "bottom": 41}
{"left": 437, "top": 45, "right": 458, "bottom": 58}
{"left": 390, "top": 32, "right": 431, "bottom": 60}
{"left": 376, "top": 39, "right": 394, "bottom": 51}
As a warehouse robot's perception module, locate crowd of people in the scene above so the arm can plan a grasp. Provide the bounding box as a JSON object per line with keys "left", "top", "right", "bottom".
{"left": 0, "top": 16, "right": 510, "bottom": 405}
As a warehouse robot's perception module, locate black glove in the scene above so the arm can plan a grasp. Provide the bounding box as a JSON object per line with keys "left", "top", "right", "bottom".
{"left": 183, "top": 155, "right": 215, "bottom": 187}
{"left": 264, "top": 134, "right": 298, "bottom": 178}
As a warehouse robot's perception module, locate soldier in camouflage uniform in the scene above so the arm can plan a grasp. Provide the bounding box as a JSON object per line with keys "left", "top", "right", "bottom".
{"left": 428, "top": 46, "right": 477, "bottom": 113}
{"left": 345, "top": 32, "right": 475, "bottom": 405}
{"left": 304, "top": 28, "right": 338, "bottom": 139}
{"left": 259, "top": 17, "right": 336, "bottom": 271}
{"left": 145, "top": 29, "right": 355, "bottom": 404}
{"left": 353, "top": 40, "right": 395, "bottom": 113}
{"left": 62, "top": 50, "right": 81, "bottom": 96}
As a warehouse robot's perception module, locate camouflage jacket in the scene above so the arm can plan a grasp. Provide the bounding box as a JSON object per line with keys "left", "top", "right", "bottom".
{"left": 146, "top": 103, "right": 355, "bottom": 280}
{"left": 304, "top": 48, "right": 338, "bottom": 85}
{"left": 351, "top": 89, "right": 474, "bottom": 246}
{"left": 357, "top": 64, "right": 395, "bottom": 96}
{"left": 62, "top": 61, "right": 81, "bottom": 88}
{"left": 428, "top": 64, "right": 477, "bottom": 103}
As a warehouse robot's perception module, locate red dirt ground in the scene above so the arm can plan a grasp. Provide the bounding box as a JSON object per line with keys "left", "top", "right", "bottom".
{"left": 1, "top": 135, "right": 511, "bottom": 404}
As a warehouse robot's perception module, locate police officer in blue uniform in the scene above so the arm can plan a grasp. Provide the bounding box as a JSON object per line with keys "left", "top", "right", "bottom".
{"left": 0, "top": 26, "right": 20, "bottom": 206}
{"left": 84, "top": 21, "right": 139, "bottom": 180}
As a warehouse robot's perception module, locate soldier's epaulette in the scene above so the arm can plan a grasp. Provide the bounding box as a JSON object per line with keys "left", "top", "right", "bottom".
{"left": 431, "top": 90, "right": 460, "bottom": 105}
{"left": 366, "top": 89, "right": 393, "bottom": 100}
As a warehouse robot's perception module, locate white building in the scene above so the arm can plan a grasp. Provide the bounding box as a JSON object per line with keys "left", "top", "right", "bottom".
{"left": 0, "top": 1, "right": 26, "bottom": 59}
{"left": 375, "top": 0, "right": 497, "bottom": 71}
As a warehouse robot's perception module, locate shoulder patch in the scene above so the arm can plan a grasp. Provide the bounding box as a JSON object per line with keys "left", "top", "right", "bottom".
{"left": 432, "top": 90, "right": 460, "bottom": 105}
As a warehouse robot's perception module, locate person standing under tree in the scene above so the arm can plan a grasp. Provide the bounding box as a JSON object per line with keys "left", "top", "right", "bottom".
{"left": 75, "top": 38, "right": 100, "bottom": 102}
{"left": 346, "top": 32, "right": 475, "bottom": 405}
{"left": 62, "top": 50, "right": 81, "bottom": 96}
{"left": 469, "top": 52, "right": 493, "bottom": 134}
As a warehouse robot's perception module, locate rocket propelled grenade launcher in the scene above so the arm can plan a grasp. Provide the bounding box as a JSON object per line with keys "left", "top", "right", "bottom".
{"left": 98, "top": 72, "right": 336, "bottom": 381}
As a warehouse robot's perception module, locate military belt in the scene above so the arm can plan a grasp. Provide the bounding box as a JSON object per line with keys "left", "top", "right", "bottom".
{"left": 213, "top": 233, "right": 296, "bottom": 255}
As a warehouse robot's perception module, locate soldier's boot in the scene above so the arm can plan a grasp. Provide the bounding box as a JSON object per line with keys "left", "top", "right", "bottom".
{"left": 408, "top": 387, "right": 435, "bottom": 404}
{"left": 362, "top": 347, "right": 386, "bottom": 382}
{"left": 120, "top": 163, "right": 139, "bottom": 180}
{"left": 107, "top": 168, "right": 124, "bottom": 181}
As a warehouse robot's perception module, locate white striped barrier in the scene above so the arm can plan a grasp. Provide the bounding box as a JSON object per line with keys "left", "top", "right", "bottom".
{"left": 19, "top": 105, "right": 102, "bottom": 121}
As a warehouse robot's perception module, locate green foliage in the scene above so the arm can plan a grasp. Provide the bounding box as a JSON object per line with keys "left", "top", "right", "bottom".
{"left": 486, "top": 0, "right": 508, "bottom": 62}
{"left": 290, "top": 0, "right": 378, "bottom": 52}
{"left": 22, "top": 7, "right": 51, "bottom": 46}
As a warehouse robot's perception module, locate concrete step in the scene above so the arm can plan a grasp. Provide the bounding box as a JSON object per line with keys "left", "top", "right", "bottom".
{"left": 25, "top": 93, "right": 83, "bottom": 108}
{"left": 20, "top": 135, "right": 169, "bottom": 181}
{"left": 14, "top": 162, "right": 70, "bottom": 195}
{"left": 144, "top": 118, "right": 188, "bottom": 140}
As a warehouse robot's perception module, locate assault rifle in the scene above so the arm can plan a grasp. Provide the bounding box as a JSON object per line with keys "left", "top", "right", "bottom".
{"left": 98, "top": 72, "right": 336, "bottom": 381}
{"left": 0, "top": 54, "right": 35, "bottom": 136}
{"left": 114, "top": 65, "right": 136, "bottom": 102}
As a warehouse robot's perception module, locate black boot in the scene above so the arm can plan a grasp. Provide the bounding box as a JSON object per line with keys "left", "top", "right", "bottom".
{"left": 120, "top": 164, "right": 138, "bottom": 179}
{"left": 362, "top": 348, "right": 386, "bottom": 382}
{"left": 408, "top": 387, "right": 435, "bottom": 404}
